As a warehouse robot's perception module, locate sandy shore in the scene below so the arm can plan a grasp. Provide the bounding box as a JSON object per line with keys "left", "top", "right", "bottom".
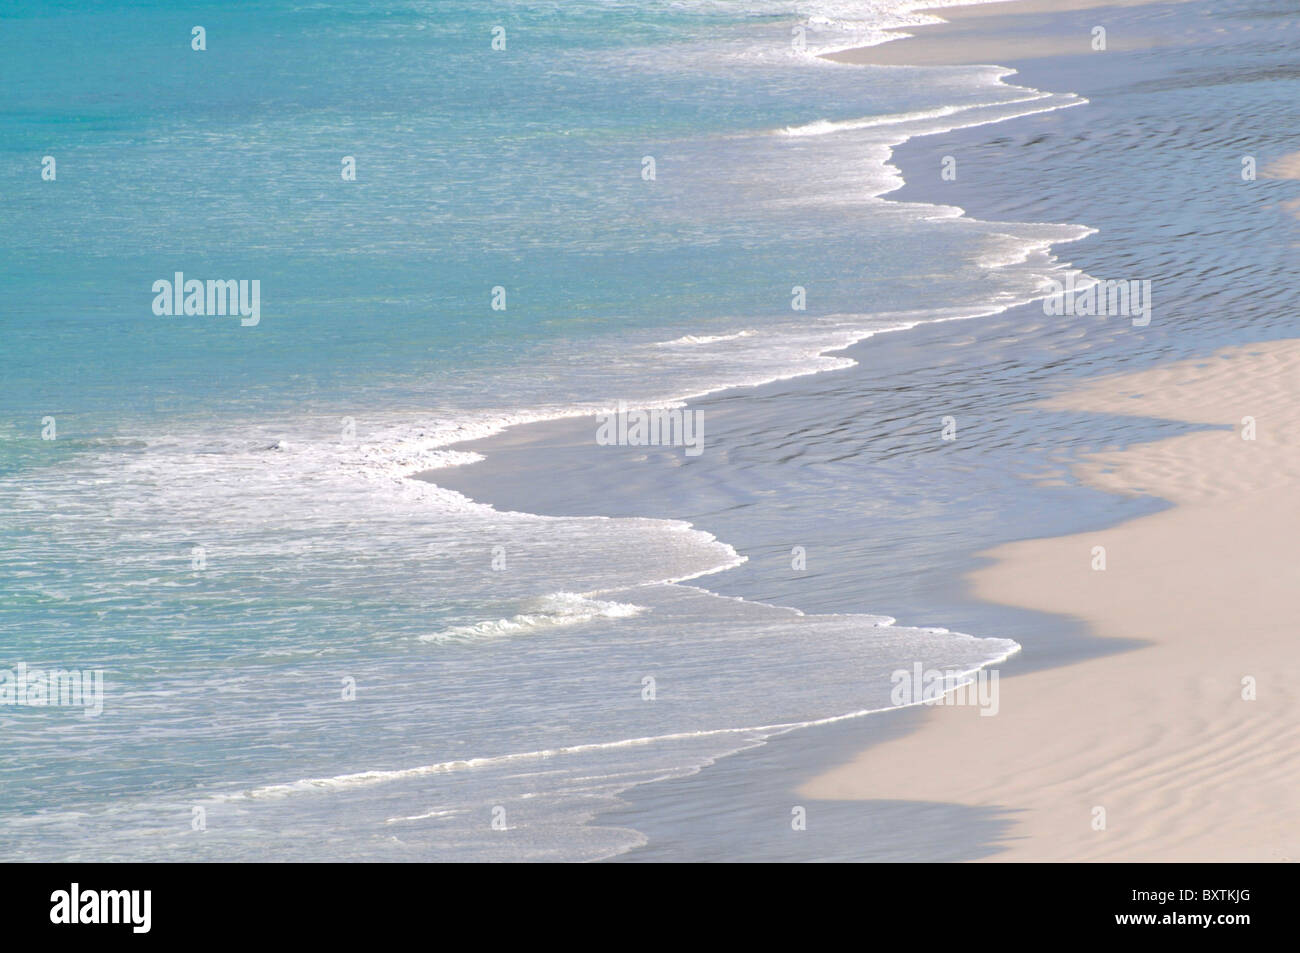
{"left": 421, "top": 0, "right": 1299, "bottom": 861}
{"left": 1262, "top": 152, "right": 1300, "bottom": 219}
{"left": 1262, "top": 152, "right": 1300, "bottom": 179}
{"left": 824, "top": 0, "right": 1180, "bottom": 66}
{"left": 797, "top": 0, "right": 1300, "bottom": 865}
{"left": 803, "top": 338, "right": 1300, "bottom": 861}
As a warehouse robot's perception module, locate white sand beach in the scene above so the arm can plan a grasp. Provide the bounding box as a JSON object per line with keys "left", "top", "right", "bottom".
{"left": 804, "top": 339, "right": 1300, "bottom": 861}
{"left": 824, "top": 0, "right": 1179, "bottom": 66}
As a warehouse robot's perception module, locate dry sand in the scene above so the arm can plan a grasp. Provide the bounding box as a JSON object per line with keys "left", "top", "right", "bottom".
{"left": 825, "top": 0, "right": 1176, "bottom": 66}
{"left": 1260, "top": 152, "right": 1300, "bottom": 220}
{"left": 1261, "top": 152, "right": 1300, "bottom": 180}
{"left": 802, "top": 339, "right": 1300, "bottom": 861}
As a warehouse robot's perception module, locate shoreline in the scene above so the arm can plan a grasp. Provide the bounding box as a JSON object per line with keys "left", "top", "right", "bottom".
{"left": 424, "top": 0, "right": 1299, "bottom": 860}
{"left": 422, "top": 0, "right": 1159, "bottom": 860}
{"left": 803, "top": 339, "right": 1300, "bottom": 861}
{"left": 826, "top": 0, "right": 1174, "bottom": 68}
{"left": 797, "top": 0, "right": 1300, "bottom": 861}
{"left": 11, "top": 0, "right": 1299, "bottom": 867}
